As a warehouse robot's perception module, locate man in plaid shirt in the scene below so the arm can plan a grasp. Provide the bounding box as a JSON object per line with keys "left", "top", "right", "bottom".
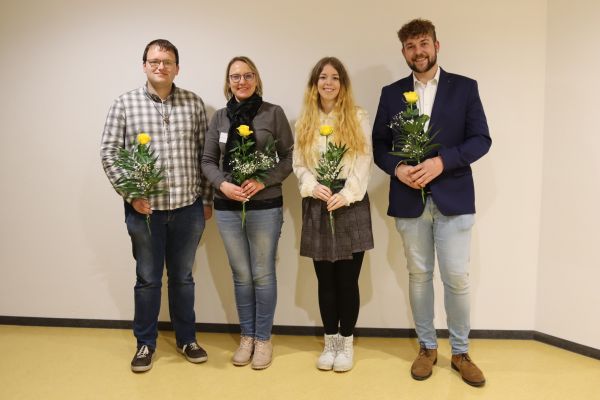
{"left": 101, "top": 39, "right": 214, "bottom": 372}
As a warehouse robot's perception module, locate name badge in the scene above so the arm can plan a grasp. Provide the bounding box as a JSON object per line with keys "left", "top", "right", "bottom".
{"left": 219, "top": 132, "right": 228, "bottom": 143}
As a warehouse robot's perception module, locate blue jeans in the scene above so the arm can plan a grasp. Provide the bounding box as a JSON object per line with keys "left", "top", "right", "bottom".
{"left": 125, "top": 198, "right": 205, "bottom": 349}
{"left": 215, "top": 207, "right": 283, "bottom": 341}
{"left": 395, "top": 197, "right": 474, "bottom": 354}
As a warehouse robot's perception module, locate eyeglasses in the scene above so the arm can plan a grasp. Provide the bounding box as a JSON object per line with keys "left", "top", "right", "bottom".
{"left": 146, "top": 59, "right": 176, "bottom": 69}
{"left": 229, "top": 72, "right": 256, "bottom": 83}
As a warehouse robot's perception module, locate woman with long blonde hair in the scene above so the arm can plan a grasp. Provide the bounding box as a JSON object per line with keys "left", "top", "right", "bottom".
{"left": 293, "top": 57, "right": 373, "bottom": 372}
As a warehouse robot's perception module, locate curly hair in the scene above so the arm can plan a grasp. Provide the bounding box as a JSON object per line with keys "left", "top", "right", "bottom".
{"left": 397, "top": 19, "right": 437, "bottom": 46}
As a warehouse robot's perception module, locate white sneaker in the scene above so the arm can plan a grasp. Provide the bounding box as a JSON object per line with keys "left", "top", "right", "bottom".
{"left": 333, "top": 335, "right": 354, "bottom": 372}
{"left": 317, "top": 334, "right": 339, "bottom": 370}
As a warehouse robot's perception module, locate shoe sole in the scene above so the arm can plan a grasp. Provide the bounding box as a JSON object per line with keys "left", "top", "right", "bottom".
{"left": 131, "top": 363, "right": 152, "bottom": 373}
{"left": 411, "top": 371, "right": 431, "bottom": 380}
{"left": 232, "top": 359, "right": 252, "bottom": 366}
{"left": 251, "top": 361, "right": 272, "bottom": 370}
{"left": 451, "top": 362, "right": 486, "bottom": 387}
{"left": 317, "top": 358, "right": 334, "bottom": 370}
{"left": 317, "top": 365, "right": 333, "bottom": 371}
{"left": 333, "top": 366, "right": 352, "bottom": 372}
{"left": 177, "top": 347, "right": 208, "bottom": 363}
{"left": 411, "top": 358, "right": 437, "bottom": 380}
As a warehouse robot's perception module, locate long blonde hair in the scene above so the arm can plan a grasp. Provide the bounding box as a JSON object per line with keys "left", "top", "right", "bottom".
{"left": 295, "top": 57, "right": 367, "bottom": 168}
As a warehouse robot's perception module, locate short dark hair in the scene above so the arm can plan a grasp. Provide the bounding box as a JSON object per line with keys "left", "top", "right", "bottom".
{"left": 397, "top": 19, "right": 437, "bottom": 47}
{"left": 142, "top": 39, "right": 179, "bottom": 65}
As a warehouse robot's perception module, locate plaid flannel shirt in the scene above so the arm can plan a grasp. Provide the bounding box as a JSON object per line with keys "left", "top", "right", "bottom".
{"left": 101, "top": 84, "right": 213, "bottom": 210}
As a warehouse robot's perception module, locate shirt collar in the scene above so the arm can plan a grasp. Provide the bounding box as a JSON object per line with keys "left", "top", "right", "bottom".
{"left": 143, "top": 83, "right": 177, "bottom": 102}
{"left": 412, "top": 65, "right": 440, "bottom": 87}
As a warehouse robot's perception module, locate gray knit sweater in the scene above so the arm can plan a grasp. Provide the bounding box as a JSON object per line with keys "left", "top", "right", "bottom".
{"left": 201, "top": 102, "right": 294, "bottom": 204}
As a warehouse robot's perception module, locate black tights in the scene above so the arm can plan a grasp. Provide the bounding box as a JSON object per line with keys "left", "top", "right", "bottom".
{"left": 313, "top": 252, "right": 364, "bottom": 337}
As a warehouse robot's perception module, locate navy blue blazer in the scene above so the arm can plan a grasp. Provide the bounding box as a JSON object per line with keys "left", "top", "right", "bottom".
{"left": 372, "top": 68, "right": 491, "bottom": 217}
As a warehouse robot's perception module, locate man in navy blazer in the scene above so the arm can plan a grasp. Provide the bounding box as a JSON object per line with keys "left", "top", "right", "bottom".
{"left": 373, "top": 19, "right": 491, "bottom": 387}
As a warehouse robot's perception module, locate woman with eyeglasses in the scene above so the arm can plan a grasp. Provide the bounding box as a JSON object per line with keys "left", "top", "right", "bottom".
{"left": 293, "top": 57, "right": 374, "bottom": 372}
{"left": 201, "top": 56, "right": 293, "bottom": 370}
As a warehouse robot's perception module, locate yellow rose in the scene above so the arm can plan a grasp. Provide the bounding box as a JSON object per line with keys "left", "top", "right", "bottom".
{"left": 237, "top": 125, "right": 253, "bottom": 137}
{"left": 403, "top": 91, "right": 419, "bottom": 104}
{"left": 137, "top": 133, "right": 151, "bottom": 145}
{"left": 319, "top": 125, "right": 334, "bottom": 136}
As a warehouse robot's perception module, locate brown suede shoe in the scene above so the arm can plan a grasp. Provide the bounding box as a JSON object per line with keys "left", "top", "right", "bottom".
{"left": 451, "top": 353, "right": 486, "bottom": 387}
{"left": 411, "top": 346, "right": 438, "bottom": 380}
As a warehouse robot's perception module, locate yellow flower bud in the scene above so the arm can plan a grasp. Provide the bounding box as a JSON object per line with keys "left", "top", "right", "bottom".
{"left": 137, "top": 133, "right": 151, "bottom": 145}
{"left": 319, "top": 125, "right": 334, "bottom": 136}
{"left": 403, "top": 91, "right": 419, "bottom": 104}
{"left": 237, "top": 125, "right": 253, "bottom": 137}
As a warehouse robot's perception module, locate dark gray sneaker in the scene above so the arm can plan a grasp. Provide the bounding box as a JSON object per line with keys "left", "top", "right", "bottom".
{"left": 177, "top": 342, "right": 208, "bottom": 363}
{"left": 131, "top": 345, "right": 154, "bottom": 372}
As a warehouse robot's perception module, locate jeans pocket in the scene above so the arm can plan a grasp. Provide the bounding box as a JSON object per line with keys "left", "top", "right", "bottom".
{"left": 395, "top": 217, "right": 409, "bottom": 234}
{"left": 456, "top": 214, "right": 475, "bottom": 231}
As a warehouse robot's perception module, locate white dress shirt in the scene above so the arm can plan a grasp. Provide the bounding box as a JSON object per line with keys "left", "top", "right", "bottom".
{"left": 413, "top": 65, "right": 441, "bottom": 131}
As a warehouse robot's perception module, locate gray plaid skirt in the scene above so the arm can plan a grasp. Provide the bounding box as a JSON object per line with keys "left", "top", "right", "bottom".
{"left": 300, "top": 194, "right": 374, "bottom": 262}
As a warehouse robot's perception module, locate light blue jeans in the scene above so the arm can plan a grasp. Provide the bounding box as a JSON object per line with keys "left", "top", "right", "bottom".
{"left": 395, "top": 197, "right": 474, "bottom": 354}
{"left": 215, "top": 207, "right": 283, "bottom": 341}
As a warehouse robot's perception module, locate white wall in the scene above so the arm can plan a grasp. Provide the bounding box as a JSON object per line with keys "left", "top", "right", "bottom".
{"left": 1, "top": 0, "right": 590, "bottom": 349}
{"left": 536, "top": 0, "right": 600, "bottom": 349}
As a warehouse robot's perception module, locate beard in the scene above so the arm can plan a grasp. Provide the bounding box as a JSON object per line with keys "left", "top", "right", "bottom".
{"left": 408, "top": 53, "right": 437, "bottom": 74}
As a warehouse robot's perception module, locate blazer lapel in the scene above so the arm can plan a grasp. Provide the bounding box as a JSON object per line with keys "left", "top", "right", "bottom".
{"left": 397, "top": 74, "right": 415, "bottom": 112}
{"left": 430, "top": 67, "right": 449, "bottom": 127}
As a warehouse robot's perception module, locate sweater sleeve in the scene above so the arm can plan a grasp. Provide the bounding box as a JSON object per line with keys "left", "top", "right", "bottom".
{"left": 292, "top": 121, "right": 319, "bottom": 198}
{"left": 262, "top": 105, "right": 294, "bottom": 187}
{"left": 338, "top": 109, "right": 373, "bottom": 204}
{"left": 200, "top": 109, "right": 227, "bottom": 191}
{"left": 195, "top": 97, "right": 214, "bottom": 206}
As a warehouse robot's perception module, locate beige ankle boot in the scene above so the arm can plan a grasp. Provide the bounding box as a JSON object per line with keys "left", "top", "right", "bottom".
{"left": 251, "top": 339, "right": 273, "bottom": 370}
{"left": 232, "top": 336, "right": 254, "bottom": 366}
{"left": 317, "top": 333, "right": 339, "bottom": 370}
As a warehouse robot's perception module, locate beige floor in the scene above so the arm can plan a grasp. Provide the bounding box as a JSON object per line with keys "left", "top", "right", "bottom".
{"left": 0, "top": 325, "right": 598, "bottom": 400}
